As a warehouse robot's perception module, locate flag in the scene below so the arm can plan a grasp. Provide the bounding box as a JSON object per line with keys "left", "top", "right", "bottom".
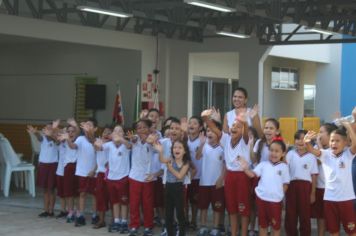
{"left": 133, "top": 80, "right": 141, "bottom": 121}
{"left": 112, "top": 85, "right": 124, "bottom": 125}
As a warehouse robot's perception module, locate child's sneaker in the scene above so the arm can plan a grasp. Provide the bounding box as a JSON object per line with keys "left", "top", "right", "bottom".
{"left": 56, "top": 211, "right": 68, "bottom": 219}
{"left": 210, "top": 228, "right": 221, "bottom": 236}
{"left": 197, "top": 227, "right": 209, "bottom": 236}
{"left": 108, "top": 222, "right": 120, "bottom": 232}
{"left": 75, "top": 215, "right": 86, "bottom": 227}
{"left": 120, "top": 222, "right": 129, "bottom": 234}
{"left": 91, "top": 215, "right": 99, "bottom": 224}
{"left": 189, "top": 222, "right": 197, "bottom": 231}
{"left": 143, "top": 228, "right": 153, "bottom": 236}
{"left": 38, "top": 211, "right": 49, "bottom": 217}
{"left": 66, "top": 215, "right": 75, "bottom": 223}
{"left": 129, "top": 228, "right": 138, "bottom": 236}
{"left": 154, "top": 216, "right": 163, "bottom": 227}
{"left": 218, "top": 224, "right": 225, "bottom": 235}
{"left": 161, "top": 227, "right": 167, "bottom": 236}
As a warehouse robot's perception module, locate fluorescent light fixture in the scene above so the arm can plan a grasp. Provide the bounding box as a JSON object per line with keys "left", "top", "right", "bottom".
{"left": 216, "top": 31, "right": 250, "bottom": 38}
{"left": 304, "top": 27, "right": 333, "bottom": 35}
{"left": 77, "top": 5, "right": 133, "bottom": 18}
{"left": 184, "top": 0, "right": 236, "bottom": 13}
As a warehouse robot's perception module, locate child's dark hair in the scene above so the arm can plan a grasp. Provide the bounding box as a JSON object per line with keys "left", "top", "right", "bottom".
{"left": 294, "top": 130, "right": 308, "bottom": 140}
{"left": 270, "top": 139, "right": 287, "bottom": 153}
{"left": 234, "top": 87, "right": 248, "bottom": 98}
{"left": 331, "top": 127, "right": 348, "bottom": 138}
{"left": 256, "top": 118, "right": 280, "bottom": 163}
{"left": 87, "top": 117, "right": 98, "bottom": 127}
{"left": 133, "top": 119, "right": 153, "bottom": 129}
{"left": 163, "top": 116, "right": 176, "bottom": 127}
{"left": 148, "top": 108, "right": 160, "bottom": 116}
{"left": 161, "top": 125, "right": 170, "bottom": 137}
{"left": 248, "top": 127, "right": 258, "bottom": 141}
{"left": 171, "top": 140, "right": 191, "bottom": 164}
{"left": 321, "top": 123, "right": 338, "bottom": 135}
{"left": 169, "top": 117, "right": 181, "bottom": 127}
{"left": 211, "top": 120, "right": 222, "bottom": 131}
{"left": 189, "top": 116, "right": 204, "bottom": 127}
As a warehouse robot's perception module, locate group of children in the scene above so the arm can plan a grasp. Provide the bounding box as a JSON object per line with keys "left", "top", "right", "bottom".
{"left": 28, "top": 87, "right": 356, "bottom": 236}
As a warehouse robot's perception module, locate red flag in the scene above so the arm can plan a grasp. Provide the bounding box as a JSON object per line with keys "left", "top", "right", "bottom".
{"left": 112, "top": 86, "right": 124, "bottom": 125}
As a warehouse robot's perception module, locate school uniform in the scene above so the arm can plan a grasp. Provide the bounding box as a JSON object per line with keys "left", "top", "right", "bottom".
{"left": 129, "top": 137, "right": 155, "bottom": 229}
{"left": 104, "top": 141, "right": 130, "bottom": 206}
{"left": 319, "top": 148, "right": 356, "bottom": 234}
{"left": 251, "top": 139, "right": 270, "bottom": 199}
{"left": 74, "top": 135, "right": 96, "bottom": 194}
{"left": 285, "top": 150, "right": 319, "bottom": 236}
{"left": 187, "top": 136, "right": 202, "bottom": 205}
{"left": 253, "top": 161, "right": 290, "bottom": 230}
{"left": 198, "top": 143, "right": 225, "bottom": 213}
{"left": 220, "top": 133, "right": 251, "bottom": 216}
{"left": 95, "top": 148, "right": 109, "bottom": 212}
{"left": 56, "top": 142, "right": 66, "bottom": 198}
{"left": 63, "top": 141, "right": 78, "bottom": 197}
{"left": 37, "top": 135, "right": 58, "bottom": 189}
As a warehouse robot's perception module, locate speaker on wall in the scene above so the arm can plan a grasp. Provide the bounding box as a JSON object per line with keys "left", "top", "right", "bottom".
{"left": 85, "top": 84, "right": 106, "bottom": 110}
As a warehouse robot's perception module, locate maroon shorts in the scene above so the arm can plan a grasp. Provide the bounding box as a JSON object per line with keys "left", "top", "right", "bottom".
{"left": 107, "top": 177, "right": 129, "bottom": 205}
{"left": 324, "top": 200, "right": 356, "bottom": 234}
{"left": 198, "top": 186, "right": 225, "bottom": 212}
{"left": 95, "top": 173, "right": 109, "bottom": 211}
{"left": 63, "top": 163, "right": 78, "bottom": 197}
{"left": 256, "top": 197, "right": 282, "bottom": 230}
{"left": 153, "top": 177, "right": 164, "bottom": 208}
{"left": 311, "top": 188, "right": 325, "bottom": 219}
{"left": 37, "top": 162, "right": 57, "bottom": 189}
{"left": 78, "top": 176, "right": 96, "bottom": 194}
{"left": 224, "top": 171, "right": 251, "bottom": 216}
{"left": 187, "top": 179, "right": 200, "bottom": 204}
{"left": 56, "top": 175, "right": 64, "bottom": 198}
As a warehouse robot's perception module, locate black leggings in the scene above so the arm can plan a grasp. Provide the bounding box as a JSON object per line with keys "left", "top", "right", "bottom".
{"left": 165, "top": 182, "right": 185, "bottom": 236}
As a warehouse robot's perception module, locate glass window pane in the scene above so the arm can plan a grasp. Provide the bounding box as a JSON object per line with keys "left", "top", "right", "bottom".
{"left": 212, "top": 81, "right": 230, "bottom": 116}
{"left": 192, "top": 80, "right": 208, "bottom": 116}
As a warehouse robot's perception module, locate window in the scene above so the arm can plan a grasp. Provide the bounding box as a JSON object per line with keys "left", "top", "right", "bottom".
{"left": 271, "top": 67, "right": 299, "bottom": 90}
{"left": 304, "top": 84, "right": 316, "bottom": 117}
{"left": 192, "top": 77, "right": 238, "bottom": 117}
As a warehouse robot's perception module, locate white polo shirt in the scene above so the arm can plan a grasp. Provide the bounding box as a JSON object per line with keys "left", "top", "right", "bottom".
{"left": 103, "top": 142, "right": 130, "bottom": 181}
{"left": 188, "top": 136, "right": 202, "bottom": 180}
{"left": 96, "top": 148, "right": 108, "bottom": 174}
{"left": 226, "top": 108, "right": 253, "bottom": 129}
{"left": 253, "top": 139, "right": 270, "bottom": 163}
{"left": 63, "top": 141, "right": 78, "bottom": 166}
{"left": 320, "top": 148, "right": 356, "bottom": 201}
{"left": 200, "top": 142, "right": 224, "bottom": 186}
{"left": 220, "top": 133, "right": 250, "bottom": 171}
{"left": 56, "top": 142, "right": 66, "bottom": 176}
{"left": 129, "top": 138, "right": 155, "bottom": 182}
{"left": 286, "top": 150, "right": 318, "bottom": 182}
{"left": 254, "top": 161, "right": 290, "bottom": 202}
{"left": 38, "top": 135, "right": 58, "bottom": 163}
{"left": 74, "top": 135, "right": 96, "bottom": 177}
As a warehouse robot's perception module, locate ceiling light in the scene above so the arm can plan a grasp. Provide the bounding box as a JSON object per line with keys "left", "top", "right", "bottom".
{"left": 184, "top": 0, "right": 236, "bottom": 13}
{"left": 304, "top": 27, "right": 333, "bottom": 36}
{"left": 216, "top": 31, "right": 250, "bottom": 38}
{"left": 77, "top": 5, "right": 133, "bottom": 18}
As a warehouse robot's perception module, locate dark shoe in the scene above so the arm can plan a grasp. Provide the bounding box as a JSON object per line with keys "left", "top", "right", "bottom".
{"left": 75, "top": 215, "right": 86, "bottom": 227}
{"left": 93, "top": 221, "right": 106, "bottom": 229}
{"left": 154, "top": 216, "right": 162, "bottom": 227}
{"left": 129, "top": 228, "right": 138, "bottom": 236}
{"left": 197, "top": 227, "right": 209, "bottom": 236}
{"left": 120, "top": 222, "right": 129, "bottom": 234}
{"left": 143, "top": 228, "right": 153, "bottom": 236}
{"left": 48, "top": 212, "right": 54, "bottom": 217}
{"left": 189, "top": 222, "right": 197, "bottom": 231}
{"left": 56, "top": 211, "right": 68, "bottom": 219}
{"left": 108, "top": 222, "right": 121, "bottom": 232}
{"left": 91, "top": 215, "right": 99, "bottom": 225}
{"left": 38, "top": 211, "right": 49, "bottom": 217}
{"left": 66, "top": 215, "right": 75, "bottom": 223}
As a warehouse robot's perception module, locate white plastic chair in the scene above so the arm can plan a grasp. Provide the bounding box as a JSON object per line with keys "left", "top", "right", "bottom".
{"left": 0, "top": 137, "right": 35, "bottom": 197}
{"left": 28, "top": 131, "right": 41, "bottom": 165}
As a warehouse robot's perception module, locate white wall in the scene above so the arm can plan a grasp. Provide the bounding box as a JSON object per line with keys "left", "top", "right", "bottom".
{"left": 263, "top": 56, "right": 317, "bottom": 120}
{"left": 270, "top": 45, "right": 331, "bottom": 63}
{"left": 0, "top": 42, "right": 141, "bottom": 126}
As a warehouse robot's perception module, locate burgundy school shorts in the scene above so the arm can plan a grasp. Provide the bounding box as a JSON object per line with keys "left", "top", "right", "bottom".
{"left": 198, "top": 186, "right": 225, "bottom": 212}
{"left": 187, "top": 179, "right": 200, "bottom": 204}
{"left": 324, "top": 200, "right": 356, "bottom": 234}
{"left": 224, "top": 171, "right": 251, "bottom": 216}
{"left": 256, "top": 197, "right": 282, "bottom": 230}
{"left": 37, "top": 162, "right": 57, "bottom": 189}
{"left": 63, "top": 163, "right": 78, "bottom": 197}
{"left": 78, "top": 176, "right": 96, "bottom": 194}
{"left": 107, "top": 177, "right": 129, "bottom": 205}
{"left": 56, "top": 175, "right": 64, "bottom": 198}
{"left": 153, "top": 177, "right": 164, "bottom": 208}
{"left": 311, "top": 188, "right": 325, "bottom": 219}
{"left": 95, "top": 172, "right": 109, "bottom": 211}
